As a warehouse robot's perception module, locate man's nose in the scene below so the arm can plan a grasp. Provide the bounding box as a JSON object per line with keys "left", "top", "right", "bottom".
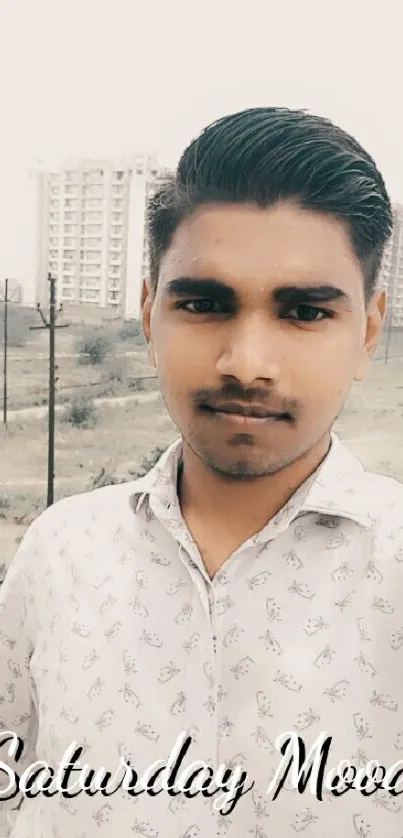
{"left": 216, "top": 317, "right": 283, "bottom": 385}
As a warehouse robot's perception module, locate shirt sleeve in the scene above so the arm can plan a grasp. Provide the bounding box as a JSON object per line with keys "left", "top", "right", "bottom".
{"left": 0, "top": 519, "right": 42, "bottom": 835}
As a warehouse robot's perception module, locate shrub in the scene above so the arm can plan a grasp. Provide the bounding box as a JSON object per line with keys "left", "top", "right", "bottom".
{"left": 90, "top": 467, "right": 124, "bottom": 489}
{"left": 118, "top": 320, "right": 144, "bottom": 344}
{"left": 0, "top": 494, "right": 10, "bottom": 518}
{"left": 62, "top": 396, "right": 97, "bottom": 428}
{"left": 104, "top": 357, "right": 128, "bottom": 385}
{"left": 76, "top": 330, "right": 111, "bottom": 365}
{"left": 130, "top": 445, "right": 167, "bottom": 478}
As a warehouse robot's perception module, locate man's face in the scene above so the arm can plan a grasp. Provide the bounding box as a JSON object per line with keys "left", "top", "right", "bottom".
{"left": 143, "top": 201, "right": 385, "bottom": 478}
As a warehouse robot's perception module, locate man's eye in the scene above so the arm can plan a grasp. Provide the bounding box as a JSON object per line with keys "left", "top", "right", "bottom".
{"left": 285, "top": 304, "right": 332, "bottom": 322}
{"left": 177, "top": 299, "right": 222, "bottom": 314}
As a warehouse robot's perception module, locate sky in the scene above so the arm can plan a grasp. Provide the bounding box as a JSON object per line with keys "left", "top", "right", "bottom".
{"left": 0, "top": 0, "right": 402, "bottom": 282}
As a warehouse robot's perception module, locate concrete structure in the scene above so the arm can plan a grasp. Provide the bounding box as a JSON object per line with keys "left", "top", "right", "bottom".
{"left": 380, "top": 203, "right": 403, "bottom": 327}
{"left": 28, "top": 156, "right": 169, "bottom": 319}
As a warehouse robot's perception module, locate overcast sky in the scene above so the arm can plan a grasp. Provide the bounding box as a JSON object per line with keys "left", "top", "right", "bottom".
{"left": 1, "top": 0, "right": 402, "bottom": 280}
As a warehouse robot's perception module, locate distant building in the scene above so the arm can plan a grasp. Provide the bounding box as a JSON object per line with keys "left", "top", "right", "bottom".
{"left": 380, "top": 203, "right": 403, "bottom": 327}
{"left": 27, "top": 156, "right": 170, "bottom": 320}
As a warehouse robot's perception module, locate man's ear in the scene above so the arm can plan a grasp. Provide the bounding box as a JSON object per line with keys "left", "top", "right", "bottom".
{"left": 354, "top": 288, "right": 387, "bottom": 381}
{"left": 141, "top": 277, "right": 156, "bottom": 366}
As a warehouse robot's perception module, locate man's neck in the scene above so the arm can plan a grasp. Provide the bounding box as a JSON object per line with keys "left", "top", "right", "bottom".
{"left": 177, "top": 434, "right": 331, "bottom": 576}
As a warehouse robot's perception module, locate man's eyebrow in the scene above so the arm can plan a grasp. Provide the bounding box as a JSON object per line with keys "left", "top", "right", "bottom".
{"left": 164, "top": 277, "right": 351, "bottom": 305}
{"left": 272, "top": 285, "right": 350, "bottom": 305}
{"left": 164, "top": 277, "right": 237, "bottom": 300}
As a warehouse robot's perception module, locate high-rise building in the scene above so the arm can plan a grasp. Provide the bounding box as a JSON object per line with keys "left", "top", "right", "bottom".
{"left": 380, "top": 203, "right": 403, "bottom": 327}
{"left": 27, "top": 156, "right": 169, "bottom": 320}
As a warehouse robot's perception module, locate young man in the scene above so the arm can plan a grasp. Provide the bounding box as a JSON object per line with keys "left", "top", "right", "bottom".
{"left": 1, "top": 107, "right": 402, "bottom": 837}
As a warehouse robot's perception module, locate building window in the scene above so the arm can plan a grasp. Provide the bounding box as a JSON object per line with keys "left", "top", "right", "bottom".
{"left": 81, "top": 224, "right": 102, "bottom": 235}
{"left": 64, "top": 212, "right": 77, "bottom": 221}
{"left": 83, "top": 212, "right": 102, "bottom": 222}
{"left": 50, "top": 225, "right": 59, "bottom": 234}
{"left": 83, "top": 170, "right": 104, "bottom": 182}
{"left": 83, "top": 199, "right": 102, "bottom": 209}
{"left": 81, "top": 237, "right": 100, "bottom": 248}
{"left": 65, "top": 199, "right": 77, "bottom": 208}
{"left": 65, "top": 185, "right": 77, "bottom": 194}
{"left": 83, "top": 185, "right": 103, "bottom": 196}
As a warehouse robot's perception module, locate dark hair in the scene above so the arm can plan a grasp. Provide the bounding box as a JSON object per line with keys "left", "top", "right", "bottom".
{"left": 147, "top": 107, "right": 393, "bottom": 302}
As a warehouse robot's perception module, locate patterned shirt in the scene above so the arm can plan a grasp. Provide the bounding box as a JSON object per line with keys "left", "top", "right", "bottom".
{"left": 1, "top": 433, "right": 403, "bottom": 837}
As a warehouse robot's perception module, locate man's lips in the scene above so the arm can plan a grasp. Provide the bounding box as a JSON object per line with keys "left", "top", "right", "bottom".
{"left": 199, "top": 402, "right": 290, "bottom": 423}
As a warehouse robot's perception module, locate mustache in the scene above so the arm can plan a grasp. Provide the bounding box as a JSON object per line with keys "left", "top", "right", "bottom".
{"left": 193, "top": 386, "right": 298, "bottom": 418}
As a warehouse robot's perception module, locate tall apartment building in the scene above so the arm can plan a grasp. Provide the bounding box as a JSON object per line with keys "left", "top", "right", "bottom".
{"left": 380, "top": 203, "right": 403, "bottom": 327}
{"left": 28, "top": 156, "right": 169, "bottom": 320}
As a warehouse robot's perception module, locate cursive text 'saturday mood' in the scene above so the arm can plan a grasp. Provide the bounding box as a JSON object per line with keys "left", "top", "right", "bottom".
{"left": 1, "top": 730, "right": 403, "bottom": 815}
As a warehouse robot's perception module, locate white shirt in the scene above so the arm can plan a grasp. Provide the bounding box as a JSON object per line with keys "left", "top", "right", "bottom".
{"left": 1, "top": 433, "right": 403, "bottom": 838}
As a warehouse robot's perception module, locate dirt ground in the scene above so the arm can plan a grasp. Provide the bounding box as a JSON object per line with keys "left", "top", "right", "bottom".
{"left": 1, "top": 327, "right": 403, "bottom": 574}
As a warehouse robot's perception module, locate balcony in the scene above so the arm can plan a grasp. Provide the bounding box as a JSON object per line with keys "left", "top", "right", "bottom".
{"left": 81, "top": 284, "right": 101, "bottom": 293}
{"left": 81, "top": 254, "right": 101, "bottom": 264}
{"left": 81, "top": 270, "right": 101, "bottom": 279}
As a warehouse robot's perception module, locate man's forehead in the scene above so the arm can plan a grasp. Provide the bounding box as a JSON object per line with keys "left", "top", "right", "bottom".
{"left": 158, "top": 201, "right": 362, "bottom": 286}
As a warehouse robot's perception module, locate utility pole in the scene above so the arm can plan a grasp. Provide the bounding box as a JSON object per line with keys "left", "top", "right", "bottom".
{"left": 30, "top": 273, "right": 69, "bottom": 507}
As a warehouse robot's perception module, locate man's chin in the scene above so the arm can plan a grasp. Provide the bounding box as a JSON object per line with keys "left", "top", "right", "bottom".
{"left": 197, "top": 448, "right": 284, "bottom": 480}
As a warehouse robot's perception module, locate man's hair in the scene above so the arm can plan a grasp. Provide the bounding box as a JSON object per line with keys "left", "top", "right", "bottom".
{"left": 147, "top": 107, "right": 393, "bottom": 302}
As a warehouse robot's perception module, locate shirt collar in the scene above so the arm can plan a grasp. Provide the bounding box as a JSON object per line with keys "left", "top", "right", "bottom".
{"left": 128, "top": 432, "right": 373, "bottom": 531}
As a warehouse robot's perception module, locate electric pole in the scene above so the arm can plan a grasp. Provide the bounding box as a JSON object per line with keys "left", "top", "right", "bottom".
{"left": 30, "top": 273, "right": 69, "bottom": 507}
